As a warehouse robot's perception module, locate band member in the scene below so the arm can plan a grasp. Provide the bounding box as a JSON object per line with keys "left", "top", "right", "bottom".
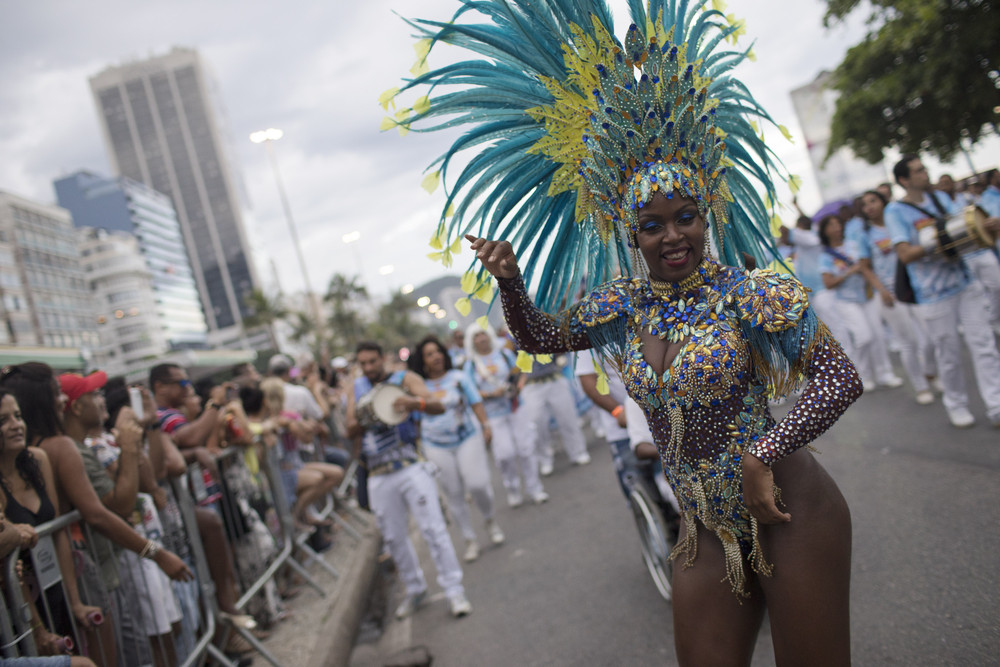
{"left": 464, "top": 322, "right": 547, "bottom": 507}
{"left": 517, "top": 354, "right": 590, "bottom": 477}
{"left": 885, "top": 155, "right": 1000, "bottom": 428}
{"left": 345, "top": 341, "right": 472, "bottom": 618}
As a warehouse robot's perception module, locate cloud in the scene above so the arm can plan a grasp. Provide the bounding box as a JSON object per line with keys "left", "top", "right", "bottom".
{"left": 2, "top": 0, "right": 994, "bottom": 303}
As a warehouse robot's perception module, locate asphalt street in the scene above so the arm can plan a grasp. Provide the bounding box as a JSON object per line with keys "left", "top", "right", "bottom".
{"left": 351, "top": 379, "right": 1000, "bottom": 666}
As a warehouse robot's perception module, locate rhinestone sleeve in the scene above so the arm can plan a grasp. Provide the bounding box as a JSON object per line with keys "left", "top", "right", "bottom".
{"left": 746, "top": 326, "right": 863, "bottom": 465}
{"left": 497, "top": 273, "right": 593, "bottom": 353}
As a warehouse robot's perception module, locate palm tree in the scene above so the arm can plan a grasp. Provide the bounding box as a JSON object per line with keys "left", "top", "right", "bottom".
{"left": 324, "top": 273, "right": 369, "bottom": 350}
{"left": 242, "top": 288, "right": 288, "bottom": 351}
{"left": 365, "top": 291, "right": 430, "bottom": 352}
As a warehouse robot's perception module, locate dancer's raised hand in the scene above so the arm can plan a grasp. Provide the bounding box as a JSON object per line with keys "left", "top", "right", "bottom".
{"left": 465, "top": 235, "right": 519, "bottom": 279}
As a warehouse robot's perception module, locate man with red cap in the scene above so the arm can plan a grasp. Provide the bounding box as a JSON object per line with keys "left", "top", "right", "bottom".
{"left": 59, "top": 370, "right": 191, "bottom": 665}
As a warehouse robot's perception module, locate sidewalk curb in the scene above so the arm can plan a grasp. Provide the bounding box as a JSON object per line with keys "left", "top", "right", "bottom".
{"left": 307, "top": 515, "right": 383, "bottom": 667}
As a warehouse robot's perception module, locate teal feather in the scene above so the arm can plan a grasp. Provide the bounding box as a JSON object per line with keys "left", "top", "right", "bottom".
{"left": 388, "top": 0, "right": 788, "bottom": 314}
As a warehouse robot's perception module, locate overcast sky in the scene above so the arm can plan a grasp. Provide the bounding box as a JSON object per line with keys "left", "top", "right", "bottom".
{"left": 3, "top": 1, "right": 996, "bottom": 301}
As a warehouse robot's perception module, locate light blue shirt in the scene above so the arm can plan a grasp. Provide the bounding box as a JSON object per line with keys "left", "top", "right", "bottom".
{"left": 844, "top": 216, "right": 866, "bottom": 246}
{"left": 864, "top": 224, "right": 898, "bottom": 296}
{"left": 465, "top": 348, "right": 517, "bottom": 418}
{"left": 788, "top": 227, "right": 825, "bottom": 294}
{"left": 979, "top": 185, "right": 1000, "bottom": 218}
{"left": 885, "top": 191, "right": 967, "bottom": 304}
{"left": 819, "top": 239, "right": 870, "bottom": 304}
{"left": 421, "top": 370, "right": 483, "bottom": 447}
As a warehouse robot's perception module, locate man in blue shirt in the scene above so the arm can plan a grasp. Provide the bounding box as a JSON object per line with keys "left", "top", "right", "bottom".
{"left": 885, "top": 155, "right": 1000, "bottom": 428}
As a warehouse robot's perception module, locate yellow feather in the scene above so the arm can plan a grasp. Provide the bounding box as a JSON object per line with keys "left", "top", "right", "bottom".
{"left": 473, "top": 281, "right": 494, "bottom": 303}
{"left": 461, "top": 271, "right": 478, "bottom": 294}
{"left": 536, "top": 354, "right": 552, "bottom": 363}
{"left": 516, "top": 350, "right": 534, "bottom": 373}
{"left": 449, "top": 237, "right": 462, "bottom": 254}
{"left": 413, "top": 39, "right": 432, "bottom": 62}
{"left": 378, "top": 87, "right": 400, "bottom": 112}
{"left": 421, "top": 171, "right": 440, "bottom": 194}
{"left": 429, "top": 225, "right": 445, "bottom": 250}
{"left": 413, "top": 95, "right": 430, "bottom": 115}
{"left": 788, "top": 174, "right": 802, "bottom": 195}
{"left": 379, "top": 116, "right": 397, "bottom": 132}
{"left": 455, "top": 297, "right": 472, "bottom": 317}
{"left": 410, "top": 59, "right": 429, "bottom": 77}
{"left": 477, "top": 315, "right": 490, "bottom": 330}
{"left": 778, "top": 125, "right": 793, "bottom": 142}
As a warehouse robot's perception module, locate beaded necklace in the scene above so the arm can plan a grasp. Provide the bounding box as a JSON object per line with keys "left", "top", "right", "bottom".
{"left": 641, "top": 259, "right": 723, "bottom": 343}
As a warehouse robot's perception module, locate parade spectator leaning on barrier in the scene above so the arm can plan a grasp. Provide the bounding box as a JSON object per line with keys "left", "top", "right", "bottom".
{"left": 0, "top": 363, "right": 193, "bottom": 664}
{"left": 258, "top": 378, "right": 343, "bottom": 532}
{"left": 149, "top": 363, "right": 259, "bottom": 644}
{"left": 0, "top": 510, "right": 97, "bottom": 667}
{"left": 62, "top": 373, "right": 189, "bottom": 667}
{"left": 0, "top": 386, "right": 102, "bottom": 661}
{"left": 59, "top": 371, "right": 176, "bottom": 667}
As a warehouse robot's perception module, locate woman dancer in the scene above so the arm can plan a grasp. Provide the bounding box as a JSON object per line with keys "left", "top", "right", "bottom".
{"left": 388, "top": 2, "right": 860, "bottom": 662}
{"left": 463, "top": 323, "right": 547, "bottom": 507}
{"left": 859, "top": 190, "right": 936, "bottom": 403}
{"left": 409, "top": 337, "right": 503, "bottom": 562}
{"left": 818, "top": 214, "right": 903, "bottom": 390}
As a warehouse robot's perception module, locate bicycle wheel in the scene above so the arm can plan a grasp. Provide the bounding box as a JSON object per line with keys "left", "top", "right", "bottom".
{"left": 629, "top": 482, "right": 674, "bottom": 601}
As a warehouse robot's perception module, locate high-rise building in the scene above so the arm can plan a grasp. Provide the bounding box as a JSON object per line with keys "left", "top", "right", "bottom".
{"left": 0, "top": 191, "right": 99, "bottom": 351}
{"left": 77, "top": 229, "right": 167, "bottom": 376}
{"left": 89, "top": 47, "right": 260, "bottom": 338}
{"left": 55, "top": 170, "right": 208, "bottom": 367}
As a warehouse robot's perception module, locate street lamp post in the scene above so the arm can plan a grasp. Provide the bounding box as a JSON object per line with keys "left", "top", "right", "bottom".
{"left": 249, "top": 128, "right": 323, "bottom": 332}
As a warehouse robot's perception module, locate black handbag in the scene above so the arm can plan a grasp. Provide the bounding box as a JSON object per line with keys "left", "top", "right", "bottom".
{"left": 894, "top": 258, "right": 917, "bottom": 304}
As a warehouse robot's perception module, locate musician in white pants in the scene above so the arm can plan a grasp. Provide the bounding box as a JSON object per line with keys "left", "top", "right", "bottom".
{"left": 887, "top": 155, "right": 1000, "bottom": 428}
{"left": 463, "top": 323, "right": 547, "bottom": 507}
{"left": 347, "top": 341, "right": 471, "bottom": 619}
{"left": 517, "top": 354, "right": 590, "bottom": 476}
{"left": 410, "top": 336, "right": 504, "bottom": 564}
{"left": 860, "top": 189, "right": 935, "bottom": 403}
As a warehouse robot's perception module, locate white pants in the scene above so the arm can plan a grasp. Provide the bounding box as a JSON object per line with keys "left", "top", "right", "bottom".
{"left": 368, "top": 463, "right": 464, "bottom": 598}
{"left": 965, "top": 251, "right": 1000, "bottom": 326}
{"left": 424, "top": 434, "right": 495, "bottom": 542}
{"left": 519, "top": 376, "right": 589, "bottom": 468}
{"left": 914, "top": 285, "right": 1000, "bottom": 418}
{"left": 867, "top": 297, "right": 934, "bottom": 392}
{"left": 488, "top": 412, "right": 544, "bottom": 499}
{"left": 830, "top": 298, "right": 895, "bottom": 386}
{"left": 812, "top": 289, "right": 851, "bottom": 350}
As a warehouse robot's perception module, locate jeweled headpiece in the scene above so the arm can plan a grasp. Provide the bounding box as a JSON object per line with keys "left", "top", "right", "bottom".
{"left": 383, "top": 0, "right": 789, "bottom": 312}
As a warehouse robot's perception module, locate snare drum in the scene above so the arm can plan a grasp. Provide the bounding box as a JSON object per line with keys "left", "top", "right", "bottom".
{"left": 356, "top": 383, "right": 409, "bottom": 429}
{"left": 917, "top": 205, "right": 997, "bottom": 257}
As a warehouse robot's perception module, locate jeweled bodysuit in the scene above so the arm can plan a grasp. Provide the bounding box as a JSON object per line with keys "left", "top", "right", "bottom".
{"left": 499, "top": 258, "right": 862, "bottom": 595}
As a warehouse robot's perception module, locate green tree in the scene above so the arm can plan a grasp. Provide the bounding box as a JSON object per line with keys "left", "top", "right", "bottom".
{"left": 242, "top": 288, "right": 288, "bottom": 350}
{"left": 364, "top": 290, "right": 433, "bottom": 353}
{"left": 824, "top": 0, "right": 1000, "bottom": 164}
{"left": 324, "top": 273, "right": 370, "bottom": 352}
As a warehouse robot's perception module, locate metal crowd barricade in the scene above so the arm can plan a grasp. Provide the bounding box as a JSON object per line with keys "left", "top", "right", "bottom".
{"left": 0, "top": 436, "right": 370, "bottom": 667}
{"left": 0, "top": 486, "right": 239, "bottom": 667}
{"left": 206, "top": 438, "right": 362, "bottom": 667}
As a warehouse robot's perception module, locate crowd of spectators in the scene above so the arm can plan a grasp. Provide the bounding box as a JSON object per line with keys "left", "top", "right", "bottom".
{"left": 0, "top": 352, "right": 355, "bottom": 665}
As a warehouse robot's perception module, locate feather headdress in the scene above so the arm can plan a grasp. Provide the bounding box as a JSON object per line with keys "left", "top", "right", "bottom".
{"left": 382, "top": 0, "right": 791, "bottom": 313}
